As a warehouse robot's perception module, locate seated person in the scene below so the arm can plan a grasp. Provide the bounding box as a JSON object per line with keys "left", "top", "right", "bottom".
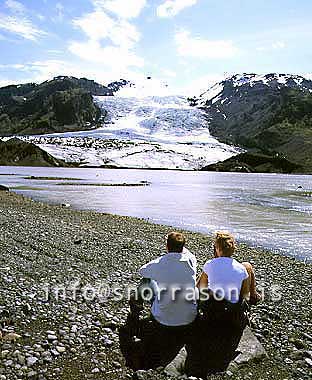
{"left": 185, "top": 231, "right": 261, "bottom": 378}
{"left": 119, "top": 232, "right": 198, "bottom": 370}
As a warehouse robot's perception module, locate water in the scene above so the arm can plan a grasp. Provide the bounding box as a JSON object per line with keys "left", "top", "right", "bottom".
{"left": 0, "top": 166, "right": 311, "bottom": 262}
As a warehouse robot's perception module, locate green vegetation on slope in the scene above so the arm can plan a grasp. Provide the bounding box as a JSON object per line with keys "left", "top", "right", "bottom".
{"left": 0, "top": 77, "right": 108, "bottom": 136}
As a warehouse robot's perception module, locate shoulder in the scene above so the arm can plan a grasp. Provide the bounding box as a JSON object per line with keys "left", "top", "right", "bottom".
{"left": 203, "top": 259, "right": 213, "bottom": 273}
{"left": 233, "top": 259, "right": 249, "bottom": 278}
{"left": 182, "top": 248, "right": 197, "bottom": 262}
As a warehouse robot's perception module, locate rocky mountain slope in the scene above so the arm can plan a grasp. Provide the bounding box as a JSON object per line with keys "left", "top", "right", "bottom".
{"left": 0, "top": 138, "right": 67, "bottom": 167}
{"left": 0, "top": 77, "right": 129, "bottom": 136}
{"left": 201, "top": 152, "right": 302, "bottom": 173}
{"left": 15, "top": 90, "right": 240, "bottom": 170}
{"left": 1, "top": 74, "right": 312, "bottom": 172}
{"left": 195, "top": 73, "right": 312, "bottom": 172}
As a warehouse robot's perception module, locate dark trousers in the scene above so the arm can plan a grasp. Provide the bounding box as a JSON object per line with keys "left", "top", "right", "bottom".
{"left": 119, "top": 313, "right": 194, "bottom": 371}
{"left": 185, "top": 299, "right": 248, "bottom": 378}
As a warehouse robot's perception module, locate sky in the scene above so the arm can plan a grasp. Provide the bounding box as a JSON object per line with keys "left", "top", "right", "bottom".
{"left": 0, "top": 0, "right": 312, "bottom": 95}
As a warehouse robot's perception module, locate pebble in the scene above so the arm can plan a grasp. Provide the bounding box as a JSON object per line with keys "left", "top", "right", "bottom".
{"left": 47, "top": 334, "right": 57, "bottom": 341}
{"left": 305, "top": 358, "right": 312, "bottom": 367}
{"left": 56, "top": 346, "right": 66, "bottom": 354}
{"left": 0, "top": 190, "right": 311, "bottom": 380}
{"left": 27, "top": 356, "right": 38, "bottom": 366}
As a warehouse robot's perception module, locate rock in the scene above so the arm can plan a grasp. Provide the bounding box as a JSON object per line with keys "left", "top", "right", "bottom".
{"left": 17, "top": 354, "right": 26, "bottom": 365}
{"left": 47, "top": 334, "right": 57, "bottom": 341}
{"left": 290, "top": 338, "right": 306, "bottom": 349}
{"left": 290, "top": 350, "right": 305, "bottom": 360}
{"left": 103, "top": 338, "right": 113, "bottom": 347}
{"left": 0, "top": 185, "right": 9, "bottom": 191}
{"left": 302, "top": 332, "right": 312, "bottom": 341}
{"left": 1, "top": 350, "right": 9, "bottom": 358}
{"left": 22, "top": 303, "right": 32, "bottom": 315}
{"left": 164, "top": 327, "right": 267, "bottom": 377}
{"left": 164, "top": 347, "right": 187, "bottom": 377}
{"left": 56, "top": 346, "right": 66, "bottom": 353}
{"left": 133, "top": 370, "right": 148, "bottom": 380}
{"left": 305, "top": 358, "right": 312, "bottom": 367}
{"left": 232, "top": 327, "right": 267, "bottom": 366}
{"left": 2, "top": 333, "right": 22, "bottom": 342}
{"left": 27, "top": 356, "right": 38, "bottom": 366}
{"left": 27, "top": 371, "right": 37, "bottom": 378}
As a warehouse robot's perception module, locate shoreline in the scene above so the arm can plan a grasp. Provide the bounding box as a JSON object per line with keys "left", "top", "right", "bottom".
{"left": 0, "top": 191, "right": 311, "bottom": 379}
{"left": 1, "top": 163, "right": 312, "bottom": 174}
{"left": 7, "top": 186, "right": 312, "bottom": 264}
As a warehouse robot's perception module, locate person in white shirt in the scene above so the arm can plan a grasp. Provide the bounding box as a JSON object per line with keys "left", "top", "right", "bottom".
{"left": 185, "top": 231, "right": 261, "bottom": 378}
{"left": 120, "top": 232, "right": 198, "bottom": 370}
{"left": 138, "top": 232, "right": 197, "bottom": 327}
{"left": 197, "top": 231, "right": 260, "bottom": 304}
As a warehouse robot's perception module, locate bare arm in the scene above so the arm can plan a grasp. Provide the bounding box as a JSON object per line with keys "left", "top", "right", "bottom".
{"left": 241, "top": 262, "right": 262, "bottom": 303}
{"left": 196, "top": 271, "right": 208, "bottom": 289}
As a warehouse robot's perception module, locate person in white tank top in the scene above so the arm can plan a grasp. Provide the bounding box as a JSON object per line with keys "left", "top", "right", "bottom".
{"left": 197, "top": 231, "right": 261, "bottom": 303}
{"left": 185, "top": 232, "right": 261, "bottom": 378}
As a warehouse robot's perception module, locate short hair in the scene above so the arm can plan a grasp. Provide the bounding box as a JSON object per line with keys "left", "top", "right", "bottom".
{"left": 215, "top": 231, "right": 236, "bottom": 257}
{"left": 167, "top": 232, "right": 186, "bottom": 253}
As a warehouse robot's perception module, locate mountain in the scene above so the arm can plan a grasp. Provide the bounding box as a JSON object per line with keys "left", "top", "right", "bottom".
{"left": 201, "top": 152, "right": 302, "bottom": 173}
{"left": 15, "top": 93, "right": 240, "bottom": 170}
{"left": 0, "top": 76, "right": 129, "bottom": 136}
{"left": 0, "top": 138, "right": 67, "bottom": 167}
{"left": 194, "top": 73, "right": 312, "bottom": 172}
{"left": 1, "top": 74, "right": 312, "bottom": 172}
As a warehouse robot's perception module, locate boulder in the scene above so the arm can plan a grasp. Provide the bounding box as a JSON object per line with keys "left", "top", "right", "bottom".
{"left": 164, "top": 327, "right": 267, "bottom": 377}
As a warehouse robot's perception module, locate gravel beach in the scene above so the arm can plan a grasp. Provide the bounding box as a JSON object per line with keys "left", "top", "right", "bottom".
{"left": 0, "top": 191, "right": 311, "bottom": 380}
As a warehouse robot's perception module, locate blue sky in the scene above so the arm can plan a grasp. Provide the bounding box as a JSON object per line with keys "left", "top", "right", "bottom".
{"left": 0, "top": 0, "right": 311, "bottom": 94}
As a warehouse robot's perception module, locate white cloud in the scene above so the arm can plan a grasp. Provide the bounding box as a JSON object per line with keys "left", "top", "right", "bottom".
{"left": 161, "top": 68, "right": 177, "bottom": 78}
{"left": 0, "top": 13, "right": 45, "bottom": 41}
{"left": 93, "top": 0, "right": 147, "bottom": 19}
{"left": 68, "top": 39, "right": 144, "bottom": 68}
{"left": 157, "top": 0, "right": 197, "bottom": 18}
{"left": 177, "top": 73, "right": 225, "bottom": 96}
{"left": 175, "top": 29, "right": 238, "bottom": 59}
{"left": 0, "top": 1, "right": 45, "bottom": 41}
{"left": 69, "top": 3, "right": 144, "bottom": 73}
{"left": 5, "top": 0, "right": 25, "bottom": 14}
{"left": 0, "top": 78, "right": 19, "bottom": 87}
{"left": 0, "top": 59, "right": 147, "bottom": 86}
{"left": 72, "top": 10, "right": 140, "bottom": 48}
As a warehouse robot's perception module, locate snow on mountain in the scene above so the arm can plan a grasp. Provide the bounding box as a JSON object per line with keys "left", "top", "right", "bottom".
{"left": 22, "top": 80, "right": 241, "bottom": 169}
{"left": 197, "top": 73, "right": 312, "bottom": 106}
{"left": 198, "top": 82, "right": 224, "bottom": 105}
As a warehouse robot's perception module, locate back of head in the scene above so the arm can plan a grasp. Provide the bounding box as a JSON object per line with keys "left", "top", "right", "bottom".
{"left": 167, "top": 232, "right": 186, "bottom": 253}
{"left": 215, "top": 231, "right": 236, "bottom": 257}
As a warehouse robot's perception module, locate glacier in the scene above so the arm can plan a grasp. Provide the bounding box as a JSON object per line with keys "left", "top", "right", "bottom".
{"left": 20, "top": 86, "right": 241, "bottom": 169}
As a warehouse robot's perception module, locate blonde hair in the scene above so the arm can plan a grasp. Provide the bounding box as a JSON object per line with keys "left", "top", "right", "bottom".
{"left": 215, "top": 231, "right": 236, "bottom": 257}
